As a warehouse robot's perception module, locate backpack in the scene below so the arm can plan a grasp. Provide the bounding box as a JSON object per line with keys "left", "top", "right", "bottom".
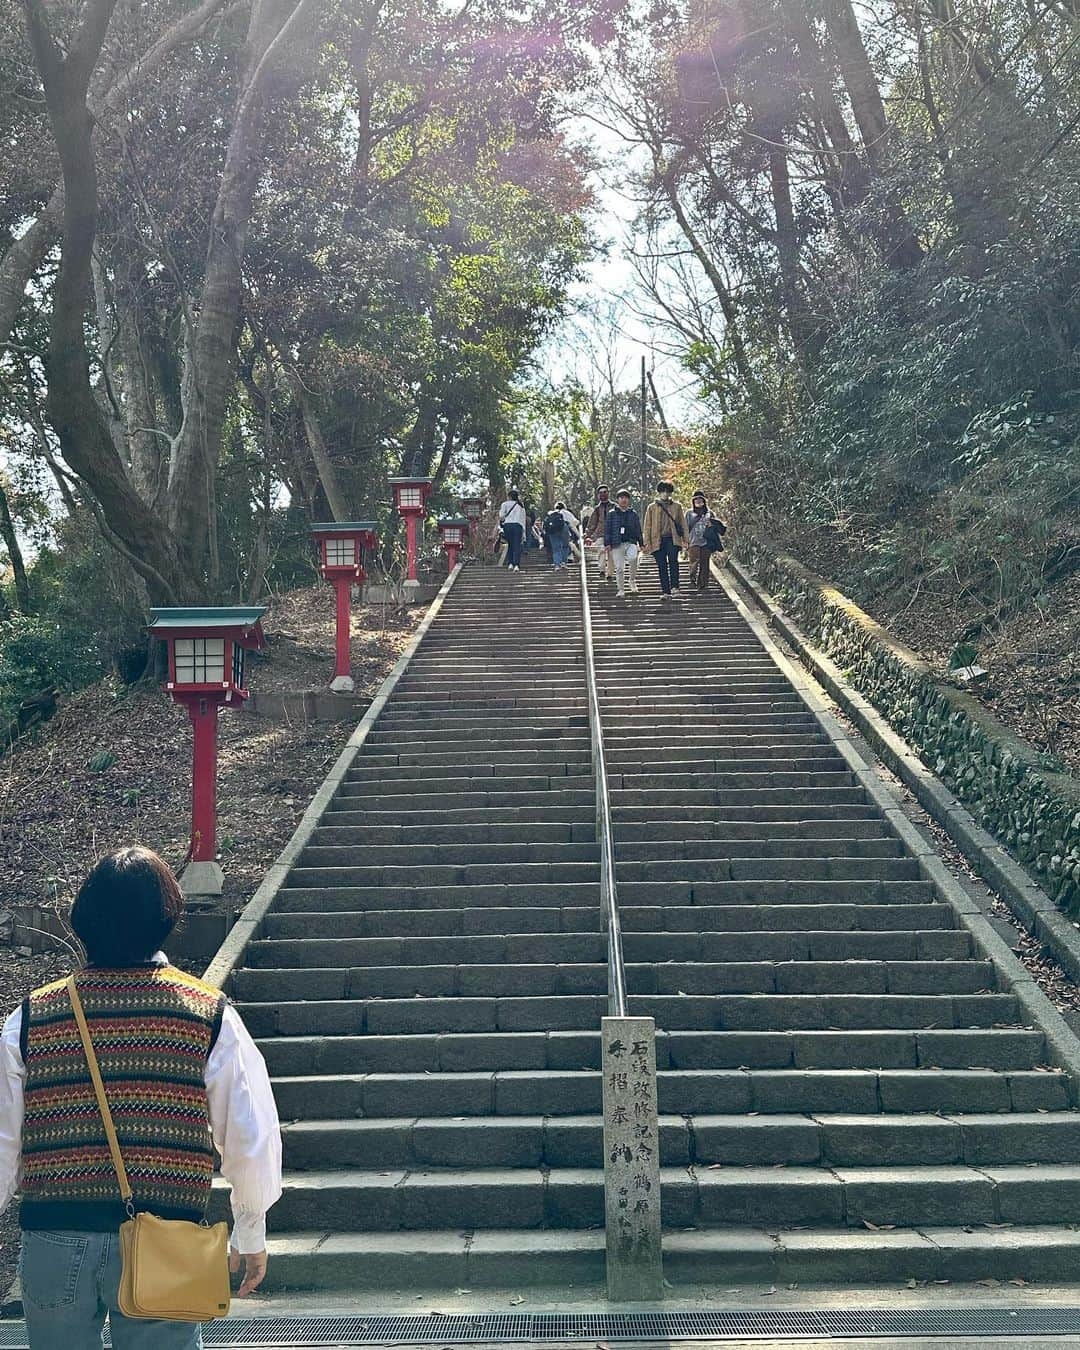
{"left": 544, "top": 510, "right": 565, "bottom": 536}
{"left": 704, "top": 520, "right": 725, "bottom": 551}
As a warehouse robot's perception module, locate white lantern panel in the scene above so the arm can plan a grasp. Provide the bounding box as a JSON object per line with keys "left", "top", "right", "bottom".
{"left": 174, "top": 638, "right": 226, "bottom": 684}
{"left": 445, "top": 528, "right": 463, "bottom": 544}
{"left": 399, "top": 487, "right": 423, "bottom": 508}
{"left": 325, "top": 538, "right": 357, "bottom": 567}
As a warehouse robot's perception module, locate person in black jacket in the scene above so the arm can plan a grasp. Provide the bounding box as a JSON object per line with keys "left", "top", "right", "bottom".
{"left": 603, "top": 488, "right": 644, "bottom": 599}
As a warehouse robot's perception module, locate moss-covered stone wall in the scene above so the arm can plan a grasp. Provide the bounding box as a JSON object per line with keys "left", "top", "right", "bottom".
{"left": 732, "top": 532, "right": 1080, "bottom": 914}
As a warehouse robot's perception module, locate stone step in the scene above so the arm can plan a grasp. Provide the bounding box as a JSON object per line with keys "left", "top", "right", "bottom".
{"left": 235, "top": 958, "right": 995, "bottom": 1001}
{"left": 257, "top": 1025, "right": 1047, "bottom": 1078}
{"left": 343, "top": 764, "right": 593, "bottom": 785}
{"left": 284, "top": 862, "right": 600, "bottom": 890}
{"left": 265, "top": 1066, "right": 1067, "bottom": 1119}
{"left": 606, "top": 747, "right": 841, "bottom": 767}
{"left": 616, "top": 857, "right": 922, "bottom": 882}
{"left": 219, "top": 1162, "right": 1080, "bottom": 1233}
{"left": 279, "top": 1110, "right": 1080, "bottom": 1171}
{"left": 337, "top": 773, "right": 593, "bottom": 796}
{"left": 309, "top": 823, "right": 596, "bottom": 847}
{"left": 255, "top": 924, "right": 972, "bottom": 963}
{"left": 386, "top": 692, "right": 588, "bottom": 708}
{"left": 355, "top": 749, "right": 593, "bottom": 770}
{"left": 610, "top": 786, "right": 867, "bottom": 807}
{"left": 240, "top": 992, "right": 1020, "bottom": 1038}
{"left": 613, "top": 804, "right": 880, "bottom": 823}
{"left": 344, "top": 789, "right": 596, "bottom": 813}
{"left": 616, "top": 837, "right": 904, "bottom": 861}
{"left": 298, "top": 843, "right": 600, "bottom": 868}
{"left": 612, "top": 770, "right": 857, "bottom": 790}
{"left": 321, "top": 805, "right": 595, "bottom": 828}
{"left": 267, "top": 902, "right": 955, "bottom": 938}
{"left": 272, "top": 883, "right": 602, "bottom": 913}
{"left": 613, "top": 819, "right": 890, "bottom": 841}
{"left": 366, "top": 725, "right": 588, "bottom": 745}
{"left": 254, "top": 1223, "right": 1080, "bottom": 1291}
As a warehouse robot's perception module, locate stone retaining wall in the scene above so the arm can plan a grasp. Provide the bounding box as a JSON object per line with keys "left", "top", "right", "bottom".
{"left": 731, "top": 532, "right": 1080, "bottom": 914}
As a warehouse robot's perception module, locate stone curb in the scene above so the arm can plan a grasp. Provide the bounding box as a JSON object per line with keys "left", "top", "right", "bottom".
{"left": 713, "top": 558, "right": 1080, "bottom": 1095}
{"left": 202, "top": 563, "right": 465, "bottom": 993}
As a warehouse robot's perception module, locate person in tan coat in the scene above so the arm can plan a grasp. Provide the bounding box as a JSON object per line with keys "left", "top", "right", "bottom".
{"left": 642, "top": 481, "right": 690, "bottom": 599}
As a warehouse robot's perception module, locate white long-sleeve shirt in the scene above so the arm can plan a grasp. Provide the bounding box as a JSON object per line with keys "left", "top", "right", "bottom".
{"left": 0, "top": 995, "right": 282, "bottom": 1254}
{"left": 499, "top": 499, "right": 526, "bottom": 530}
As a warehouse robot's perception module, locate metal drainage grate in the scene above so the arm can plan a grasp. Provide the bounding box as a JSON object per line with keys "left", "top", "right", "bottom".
{"left": 3, "top": 1306, "right": 1080, "bottom": 1345}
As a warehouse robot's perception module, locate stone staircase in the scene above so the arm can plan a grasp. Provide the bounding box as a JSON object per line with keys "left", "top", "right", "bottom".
{"left": 232, "top": 556, "right": 615, "bottom": 1291}
{"left": 586, "top": 560, "right": 1080, "bottom": 1284}
{"left": 223, "top": 552, "right": 1080, "bottom": 1295}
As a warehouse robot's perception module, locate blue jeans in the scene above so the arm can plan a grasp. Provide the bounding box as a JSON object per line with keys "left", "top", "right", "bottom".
{"left": 20, "top": 1230, "right": 203, "bottom": 1349}
{"left": 551, "top": 532, "right": 570, "bottom": 566}
{"left": 654, "top": 535, "right": 681, "bottom": 593}
{"left": 503, "top": 522, "right": 524, "bottom": 568}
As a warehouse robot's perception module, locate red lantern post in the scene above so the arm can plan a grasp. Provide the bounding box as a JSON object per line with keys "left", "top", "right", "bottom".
{"left": 388, "top": 477, "right": 432, "bottom": 592}
{"left": 437, "top": 517, "right": 468, "bottom": 571}
{"left": 312, "top": 522, "right": 378, "bottom": 692}
{"left": 148, "top": 607, "right": 266, "bottom": 897}
{"left": 461, "top": 497, "right": 484, "bottom": 534}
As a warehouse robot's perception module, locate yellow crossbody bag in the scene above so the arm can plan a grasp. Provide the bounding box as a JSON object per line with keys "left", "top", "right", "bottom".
{"left": 67, "top": 976, "right": 231, "bottom": 1323}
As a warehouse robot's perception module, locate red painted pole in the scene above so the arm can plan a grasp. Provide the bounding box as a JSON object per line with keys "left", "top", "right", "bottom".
{"left": 405, "top": 514, "right": 419, "bottom": 584}
{"left": 188, "top": 698, "right": 219, "bottom": 864}
{"left": 447, "top": 543, "right": 459, "bottom": 571}
{"left": 333, "top": 575, "right": 352, "bottom": 682}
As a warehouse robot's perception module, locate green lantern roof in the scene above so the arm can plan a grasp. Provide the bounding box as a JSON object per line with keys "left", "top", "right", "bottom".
{"left": 149, "top": 606, "right": 267, "bottom": 630}
{"left": 311, "top": 521, "right": 377, "bottom": 533}
{"left": 439, "top": 517, "right": 469, "bottom": 527}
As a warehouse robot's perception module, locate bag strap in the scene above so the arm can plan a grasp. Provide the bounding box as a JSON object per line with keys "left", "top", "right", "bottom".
{"left": 66, "top": 976, "right": 135, "bottom": 1213}
{"left": 658, "top": 502, "right": 681, "bottom": 535}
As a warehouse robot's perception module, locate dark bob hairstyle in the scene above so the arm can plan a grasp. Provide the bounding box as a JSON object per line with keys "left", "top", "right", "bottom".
{"left": 71, "top": 846, "right": 184, "bottom": 967}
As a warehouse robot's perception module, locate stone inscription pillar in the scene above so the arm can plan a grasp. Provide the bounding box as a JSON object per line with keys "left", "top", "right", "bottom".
{"left": 602, "top": 1014, "right": 663, "bottom": 1301}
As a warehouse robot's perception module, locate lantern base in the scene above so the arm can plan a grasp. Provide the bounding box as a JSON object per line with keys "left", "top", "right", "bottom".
{"left": 180, "top": 859, "right": 224, "bottom": 899}
{"left": 403, "top": 577, "right": 421, "bottom": 590}
{"left": 330, "top": 674, "right": 356, "bottom": 693}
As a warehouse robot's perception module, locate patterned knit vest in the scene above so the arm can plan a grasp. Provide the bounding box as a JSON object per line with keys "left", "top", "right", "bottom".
{"left": 20, "top": 965, "right": 225, "bottom": 1232}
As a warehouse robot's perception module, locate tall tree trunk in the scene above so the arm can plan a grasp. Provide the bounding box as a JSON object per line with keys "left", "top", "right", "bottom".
{"left": 1, "top": 0, "right": 230, "bottom": 354}
{"left": 117, "top": 254, "right": 167, "bottom": 505}
{"left": 788, "top": 2, "right": 868, "bottom": 211}
{"left": 430, "top": 414, "right": 460, "bottom": 494}
{"left": 766, "top": 138, "right": 815, "bottom": 366}
{"left": 290, "top": 369, "right": 351, "bottom": 521}
{"left": 816, "top": 0, "right": 923, "bottom": 267}
{"left": 0, "top": 481, "right": 32, "bottom": 612}
{"left": 167, "top": 0, "right": 319, "bottom": 576}
{"left": 19, "top": 0, "right": 191, "bottom": 604}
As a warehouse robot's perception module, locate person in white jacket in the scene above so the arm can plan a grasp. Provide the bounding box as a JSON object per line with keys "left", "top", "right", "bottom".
{"left": 498, "top": 490, "right": 527, "bottom": 571}
{"left": 0, "top": 847, "right": 282, "bottom": 1348}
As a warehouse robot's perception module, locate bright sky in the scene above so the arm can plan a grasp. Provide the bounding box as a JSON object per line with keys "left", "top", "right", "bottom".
{"left": 542, "top": 113, "right": 706, "bottom": 430}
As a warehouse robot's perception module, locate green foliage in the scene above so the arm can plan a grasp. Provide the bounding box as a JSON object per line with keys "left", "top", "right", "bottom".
{"left": 0, "top": 612, "right": 106, "bottom": 728}
{"left": 86, "top": 750, "right": 116, "bottom": 773}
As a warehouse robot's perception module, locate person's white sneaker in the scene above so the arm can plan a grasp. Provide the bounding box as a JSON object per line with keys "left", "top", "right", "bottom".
{"left": 629, "top": 583, "right": 640, "bottom": 593}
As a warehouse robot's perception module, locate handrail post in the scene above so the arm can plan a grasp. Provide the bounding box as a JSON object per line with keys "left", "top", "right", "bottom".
{"left": 579, "top": 553, "right": 663, "bottom": 1301}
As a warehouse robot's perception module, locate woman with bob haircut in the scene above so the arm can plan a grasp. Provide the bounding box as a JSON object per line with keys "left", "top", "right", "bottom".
{"left": 0, "top": 846, "right": 282, "bottom": 1349}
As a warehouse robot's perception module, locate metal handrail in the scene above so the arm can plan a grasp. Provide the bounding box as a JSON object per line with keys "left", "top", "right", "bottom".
{"left": 578, "top": 550, "right": 629, "bottom": 1018}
